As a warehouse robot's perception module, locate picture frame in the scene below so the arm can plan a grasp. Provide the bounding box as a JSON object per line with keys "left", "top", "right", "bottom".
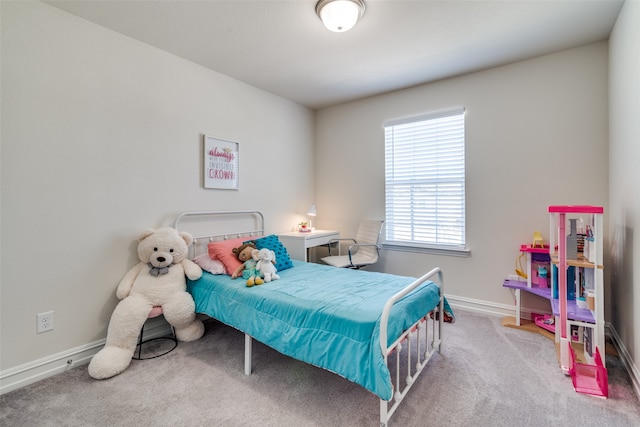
{"left": 203, "top": 135, "right": 239, "bottom": 190}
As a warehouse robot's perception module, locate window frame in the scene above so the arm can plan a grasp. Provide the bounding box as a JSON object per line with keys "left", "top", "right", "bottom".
{"left": 383, "top": 107, "right": 469, "bottom": 257}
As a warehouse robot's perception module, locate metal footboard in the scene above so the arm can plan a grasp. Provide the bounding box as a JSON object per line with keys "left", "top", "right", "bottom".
{"left": 379, "top": 267, "right": 444, "bottom": 427}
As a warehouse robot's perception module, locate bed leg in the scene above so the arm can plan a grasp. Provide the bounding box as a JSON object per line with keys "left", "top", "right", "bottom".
{"left": 244, "top": 333, "right": 252, "bottom": 375}
{"left": 379, "top": 398, "right": 388, "bottom": 427}
{"left": 438, "top": 297, "right": 444, "bottom": 353}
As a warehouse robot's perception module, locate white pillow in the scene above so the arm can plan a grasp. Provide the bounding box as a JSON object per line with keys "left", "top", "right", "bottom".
{"left": 193, "top": 253, "right": 226, "bottom": 275}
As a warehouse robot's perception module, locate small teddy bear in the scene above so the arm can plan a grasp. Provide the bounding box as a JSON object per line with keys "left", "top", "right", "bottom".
{"left": 255, "top": 248, "right": 279, "bottom": 282}
{"left": 231, "top": 242, "right": 263, "bottom": 286}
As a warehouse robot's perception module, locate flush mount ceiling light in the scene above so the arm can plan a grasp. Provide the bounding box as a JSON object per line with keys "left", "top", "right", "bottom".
{"left": 315, "top": 0, "right": 365, "bottom": 33}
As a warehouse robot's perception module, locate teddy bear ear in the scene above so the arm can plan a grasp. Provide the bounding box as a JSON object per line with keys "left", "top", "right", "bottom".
{"left": 179, "top": 231, "right": 194, "bottom": 246}
{"left": 138, "top": 228, "right": 156, "bottom": 241}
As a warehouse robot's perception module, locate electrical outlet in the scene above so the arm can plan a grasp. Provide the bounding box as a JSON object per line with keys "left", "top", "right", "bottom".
{"left": 37, "top": 311, "right": 54, "bottom": 333}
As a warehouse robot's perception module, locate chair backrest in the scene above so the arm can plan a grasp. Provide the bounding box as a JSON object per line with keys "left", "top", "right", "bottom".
{"left": 354, "top": 219, "right": 384, "bottom": 260}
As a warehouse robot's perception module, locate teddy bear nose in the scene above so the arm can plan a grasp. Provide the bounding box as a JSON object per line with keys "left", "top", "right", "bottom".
{"left": 157, "top": 256, "right": 166, "bottom": 262}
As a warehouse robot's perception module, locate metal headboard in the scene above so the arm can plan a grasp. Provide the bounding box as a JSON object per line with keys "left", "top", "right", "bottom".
{"left": 173, "top": 210, "right": 265, "bottom": 258}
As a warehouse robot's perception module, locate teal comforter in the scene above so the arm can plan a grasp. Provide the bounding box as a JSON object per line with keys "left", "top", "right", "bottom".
{"left": 187, "top": 260, "right": 451, "bottom": 400}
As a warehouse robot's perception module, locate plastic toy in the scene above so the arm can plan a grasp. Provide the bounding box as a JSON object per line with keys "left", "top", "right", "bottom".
{"left": 254, "top": 248, "right": 279, "bottom": 282}
{"left": 515, "top": 253, "right": 528, "bottom": 279}
{"left": 538, "top": 265, "right": 548, "bottom": 288}
{"left": 569, "top": 344, "right": 608, "bottom": 397}
{"left": 231, "top": 242, "right": 263, "bottom": 286}
{"left": 532, "top": 231, "right": 544, "bottom": 248}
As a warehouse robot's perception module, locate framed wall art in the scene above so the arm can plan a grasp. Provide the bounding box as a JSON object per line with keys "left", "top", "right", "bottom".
{"left": 203, "top": 135, "right": 239, "bottom": 190}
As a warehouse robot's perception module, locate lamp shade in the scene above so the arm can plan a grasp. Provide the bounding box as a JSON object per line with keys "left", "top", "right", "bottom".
{"left": 316, "top": 0, "right": 365, "bottom": 33}
{"left": 308, "top": 204, "right": 317, "bottom": 216}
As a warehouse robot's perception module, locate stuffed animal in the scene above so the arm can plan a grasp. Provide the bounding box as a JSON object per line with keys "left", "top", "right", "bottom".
{"left": 88, "top": 227, "right": 205, "bottom": 379}
{"left": 231, "top": 242, "right": 263, "bottom": 286}
{"left": 255, "top": 248, "right": 279, "bottom": 282}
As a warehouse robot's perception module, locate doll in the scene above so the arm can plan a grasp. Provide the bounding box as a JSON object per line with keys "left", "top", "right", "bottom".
{"left": 231, "top": 242, "right": 264, "bottom": 286}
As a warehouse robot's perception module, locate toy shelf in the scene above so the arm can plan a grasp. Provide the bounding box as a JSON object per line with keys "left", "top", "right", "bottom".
{"left": 503, "top": 205, "right": 607, "bottom": 397}
{"left": 548, "top": 206, "right": 605, "bottom": 372}
{"left": 550, "top": 299, "right": 595, "bottom": 324}
{"left": 503, "top": 243, "right": 551, "bottom": 328}
{"left": 503, "top": 279, "right": 551, "bottom": 299}
{"left": 520, "top": 244, "right": 550, "bottom": 254}
{"left": 503, "top": 279, "right": 595, "bottom": 323}
{"left": 550, "top": 254, "right": 603, "bottom": 270}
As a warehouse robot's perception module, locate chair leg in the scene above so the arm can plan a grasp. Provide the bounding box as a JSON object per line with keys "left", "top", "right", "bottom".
{"left": 135, "top": 325, "right": 144, "bottom": 359}
{"left": 132, "top": 318, "right": 178, "bottom": 361}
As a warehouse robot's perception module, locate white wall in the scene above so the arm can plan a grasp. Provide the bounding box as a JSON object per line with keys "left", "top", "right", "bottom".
{"left": 315, "top": 43, "right": 609, "bottom": 315}
{"left": 0, "top": 2, "right": 314, "bottom": 371}
{"left": 609, "top": 0, "right": 640, "bottom": 395}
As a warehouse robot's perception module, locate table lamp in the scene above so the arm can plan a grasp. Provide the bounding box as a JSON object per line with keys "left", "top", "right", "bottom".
{"left": 307, "top": 204, "right": 317, "bottom": 230}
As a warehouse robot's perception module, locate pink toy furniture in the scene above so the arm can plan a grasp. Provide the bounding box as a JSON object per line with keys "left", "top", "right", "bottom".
{"left": 569, "top": 344, "right": 608, "bottom": 397}
{"left": 548, "top": 205, "right": 607, "bottom": 397}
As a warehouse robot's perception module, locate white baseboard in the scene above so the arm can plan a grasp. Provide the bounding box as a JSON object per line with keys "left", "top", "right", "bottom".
{"left": 0, "top": 340, "right": 104, "bottom": 395}
{"left": 2, "top": 297, "right": 638, "bottom": 403}
{"left": 446, "top": 294, "right": 524, "bottom": 318}
{"left": 607, "top": 324, "right": 640, "bottom": 401}
{"left": 0, "top": 319, "right": 171, "bottom": 395}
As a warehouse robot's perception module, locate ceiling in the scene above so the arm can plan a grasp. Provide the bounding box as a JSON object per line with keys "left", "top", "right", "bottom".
{"left": 45, "top": 0, "right": 624, "bottom": 109}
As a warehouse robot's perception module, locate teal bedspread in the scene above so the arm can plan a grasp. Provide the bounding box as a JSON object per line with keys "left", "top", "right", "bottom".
{"left": 187, "top": 260, "right": 451, "bottom": 400}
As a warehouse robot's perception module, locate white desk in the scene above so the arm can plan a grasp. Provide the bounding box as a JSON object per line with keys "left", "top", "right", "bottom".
{"left": 277, "top": 230, "right": 339, "bottom": 262}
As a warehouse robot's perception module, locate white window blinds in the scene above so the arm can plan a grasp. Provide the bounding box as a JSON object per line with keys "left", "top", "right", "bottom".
{"left": 384, "top": 108, "right": 466, "bottom": 250}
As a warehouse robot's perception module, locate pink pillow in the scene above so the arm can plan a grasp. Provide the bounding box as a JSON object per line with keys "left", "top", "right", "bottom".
{"left": 192, "top": 253, "right": 226, "bottom": 275}
{"left": 207, "top": 236, "right": 262, "bottom": 275}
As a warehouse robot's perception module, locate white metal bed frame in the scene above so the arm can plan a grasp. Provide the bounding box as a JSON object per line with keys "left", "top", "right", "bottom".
{"left": 174, "top": 210, "right": 445, "bottom": 427}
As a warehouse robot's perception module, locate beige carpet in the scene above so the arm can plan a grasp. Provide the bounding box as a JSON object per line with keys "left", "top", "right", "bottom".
{"left": 1, "top": 310, "right": 639, "bottom": 426}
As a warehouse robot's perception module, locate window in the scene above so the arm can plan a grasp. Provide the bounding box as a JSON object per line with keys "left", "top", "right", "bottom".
{"left": 384, "top": 107, "right": 467, "bottom": 255}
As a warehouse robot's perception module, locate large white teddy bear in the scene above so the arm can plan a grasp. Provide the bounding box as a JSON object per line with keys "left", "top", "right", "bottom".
{"left": 88, "top": 227, "right": 204, "bottom": 379}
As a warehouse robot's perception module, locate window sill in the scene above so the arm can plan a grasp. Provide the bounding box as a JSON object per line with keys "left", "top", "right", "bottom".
{"left": 382, "top": 242, "right": 471, "bottom": 257}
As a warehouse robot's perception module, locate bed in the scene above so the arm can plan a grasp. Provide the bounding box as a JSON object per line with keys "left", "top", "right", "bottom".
{"left": 174, "top": 210, "right": 453, "bottom": 426}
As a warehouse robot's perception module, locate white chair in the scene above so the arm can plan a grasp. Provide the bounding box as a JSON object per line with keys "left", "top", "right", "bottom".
{"left": 321, "top": 219, "right": 384, "bottom": 269}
